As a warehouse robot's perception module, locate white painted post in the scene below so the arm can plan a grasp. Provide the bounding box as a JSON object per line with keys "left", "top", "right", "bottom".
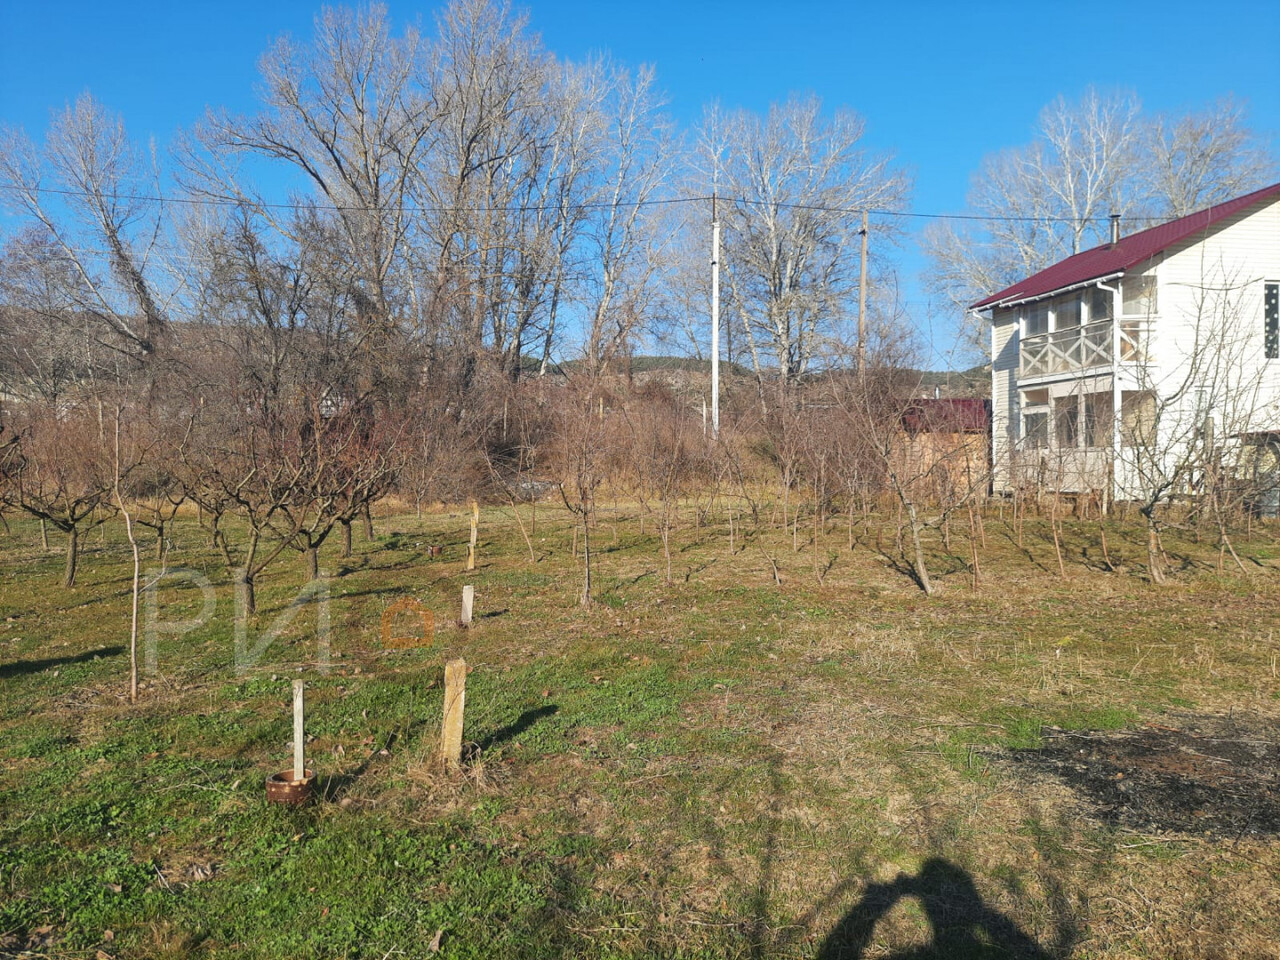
{"left": 461, "top": 585, "right": 474, "bottom": 625}
{"left": 711, "top": 201, "right": 721, "bottom": 439}
{"left": 292, "top": 679, "right": 305, "bottom": 782}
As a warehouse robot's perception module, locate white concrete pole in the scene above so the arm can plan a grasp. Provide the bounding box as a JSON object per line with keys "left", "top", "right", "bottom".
{"left": 711, "top": 196, "right": 721, "bottom": 439}
{"left": 461, "top": 584, "right": 474, "bottom": 625}
{"left": 858, "top": 209, "right": 869, "bottom": 376}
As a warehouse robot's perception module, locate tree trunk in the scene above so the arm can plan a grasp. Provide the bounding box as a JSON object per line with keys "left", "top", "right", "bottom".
{"left": 362, "top": 503, "right": 374, "bottom": 541}
{"left": 1146, "top": 519, "right": 1166, "bottom": 584}
{"left": 238, "top": 570, "right": 257, "bottom": 617}
{"left": 580, "top": 514, "right": 592, "bottom": 606}
{"left": 967, "top": 503, "right": 982, "bottom": 590}
{"left": 307, "top": 544, "right": 320, "bottom": 581}
{"left": 904, "top": 502, "right": 934, "bottom": 597}
{"left": 63, "top": 526, "right": 79, "bottom": 588}
{"left": 662, "top": 519, "right": 672, "bottom": 584}
{"left": 155, "top": 521, "right": 165, "bottom": 561}
{"left": 41, "top": 517, "right": 49, "bottom": 550}
{"left": 215, "top": 527, "right": 233, "bottom": 568}
{"left": 341, "top": 520, "right": 353, "bottom": 559}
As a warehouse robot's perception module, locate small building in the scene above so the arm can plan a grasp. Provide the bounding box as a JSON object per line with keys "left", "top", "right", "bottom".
{"left": 898, "top": 397, "right": 991, "bottom": 498}
{"left": 972, "top": 183, "right": 1280, "bottom": 502}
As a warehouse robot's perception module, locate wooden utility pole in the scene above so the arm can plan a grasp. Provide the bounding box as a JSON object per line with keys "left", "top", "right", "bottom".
{"left": 857, "top": 209, "right": 869, "bottom": 377}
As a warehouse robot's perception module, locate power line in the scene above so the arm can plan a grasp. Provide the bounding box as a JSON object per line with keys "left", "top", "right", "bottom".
{"left": 0, "top": 182, "right": 1175, "bottom": 226}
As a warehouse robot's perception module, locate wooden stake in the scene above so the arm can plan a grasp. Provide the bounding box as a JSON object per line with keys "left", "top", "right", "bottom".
{"left": 441, "top": 659, "right": 466, "bottom": 772}
{"left": 292, "top": 680, "right": 305, "bottom": 782}
{"left": 461, "top": 584, "right": 474, "bottom": 625}
{"left": 467, "top": 501, "right": 479, "bottom": 571}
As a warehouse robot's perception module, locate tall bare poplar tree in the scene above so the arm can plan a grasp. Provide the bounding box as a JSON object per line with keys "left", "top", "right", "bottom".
{"left": 699, "top": 96, "right": 909, "bottom": 401}
{"left": 0, "top": 95, "right": 171, "bottom": 363}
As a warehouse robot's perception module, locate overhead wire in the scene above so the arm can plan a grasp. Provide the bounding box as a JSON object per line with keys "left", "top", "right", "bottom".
{"left": 0, "top": 182, "right": 1176, "bottom": 225}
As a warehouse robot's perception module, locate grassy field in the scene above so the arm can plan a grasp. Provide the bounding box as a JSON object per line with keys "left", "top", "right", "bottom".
{"left": 1, "top": 500, "right": 1278, "bottom": 959}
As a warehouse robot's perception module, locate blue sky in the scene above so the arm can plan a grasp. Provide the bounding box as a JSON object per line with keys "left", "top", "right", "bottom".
{"left": 3, "top": 0, "right": 1278, "bottom": 366}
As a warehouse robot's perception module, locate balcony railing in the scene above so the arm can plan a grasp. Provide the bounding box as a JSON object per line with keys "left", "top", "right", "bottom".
{"left": 1021, "top": 319, "right": 1148, "bottom": 378}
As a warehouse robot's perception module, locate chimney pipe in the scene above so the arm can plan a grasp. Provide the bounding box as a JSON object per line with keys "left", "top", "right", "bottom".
{"left": 1109, "top": 213, "right": 1121, "bottom": 245}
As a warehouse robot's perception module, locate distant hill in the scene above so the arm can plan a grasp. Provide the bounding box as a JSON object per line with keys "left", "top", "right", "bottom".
{"left": 523, "top": 354, "right": 990, "bottom": 398}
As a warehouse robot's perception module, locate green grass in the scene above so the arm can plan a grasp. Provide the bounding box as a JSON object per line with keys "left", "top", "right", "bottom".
{"left": 1, "top": 502, "right": 1278, "bottom": 957}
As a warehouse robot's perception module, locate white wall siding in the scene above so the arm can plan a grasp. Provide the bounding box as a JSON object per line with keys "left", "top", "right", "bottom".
{"left": 984, "top": 194, "right": 1280, "bottom": 502}
{"left": 991, "top": 309, "right": 1019, "bottom": 493}
{"left": 1152, "top": 197, "right": 1280, "bottom": 440}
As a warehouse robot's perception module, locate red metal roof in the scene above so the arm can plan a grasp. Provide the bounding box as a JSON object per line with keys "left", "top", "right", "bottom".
{"left": 901, "top": 398, "right": 991, "bottom": 435}
{"left": 971, "top": 182, "right": 1280, "bottom": 310}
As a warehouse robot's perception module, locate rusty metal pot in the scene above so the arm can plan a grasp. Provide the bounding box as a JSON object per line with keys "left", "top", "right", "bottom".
{"left": 265, "top": 770, "right": 316, "bottom": 806}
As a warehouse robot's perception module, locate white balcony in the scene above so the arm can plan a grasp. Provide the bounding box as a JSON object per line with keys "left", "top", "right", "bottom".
{"left": 1020, "top": 319, "right": 1149, "bottom": 378}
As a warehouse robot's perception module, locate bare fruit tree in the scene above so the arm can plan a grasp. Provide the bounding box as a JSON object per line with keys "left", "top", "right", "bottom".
{"left": 1114, "top": 265, "right": 1275, "bottom": 583}
{"left": 0, "top": 403, "right": 118, "bottom": 588}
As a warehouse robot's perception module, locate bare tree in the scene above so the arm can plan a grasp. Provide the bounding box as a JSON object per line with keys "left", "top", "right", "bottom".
{"left": 1115, "top": 263, "right": 1272, "bottom": 583}
{"left": 1145, "top": 97, "right": 1275, "bottom": 217}
{"left": 555, "top": 380, "right": 617, "bottom": 605}
{"left": 700, "top": 96, "right": 909, "bottom": 401}
{"left": 0, "top": 95, "right": 172, "bottom": 364}
{"left": 188, "top": 2, "right": 434, "bottom": 385}
{"left": 927, "top": 88, "right": 1273, "bottom": 352}
{"left": 0, "top": 402, "right": 118, "bottom": 587}
{"left": 415, "top": 0, "right": 549, "bottom": 384}
{"left": 579, "top": 62, "right": 676, "bottom": 377}
{"left": 0, "top": 229, "right": 100, "bottom": 405}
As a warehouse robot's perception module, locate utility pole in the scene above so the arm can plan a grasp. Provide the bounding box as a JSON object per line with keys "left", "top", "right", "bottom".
{"left": 857, "top": 208, "right": 868, "bottom": 377}
{"left": 711, "top": 191, "right": 721, "bottom": 438}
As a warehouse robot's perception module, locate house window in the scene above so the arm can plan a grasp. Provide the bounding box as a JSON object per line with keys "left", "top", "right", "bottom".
{"left": 1054, "top": 396, "right": 1079, "bottom": 448}
{"left": 1021, "top": 388, "right": 1049, "bottom": 449}
{"left": 1054, "top": 294, "right": 1081, "bottom": 329}
{"left": 1089, "top": 286, "right": 1113, "bottom": 323}
{"left": 1025, "top": 301, "right": 1049, "bottom": 337}
{"left": 1123, "top": 276, "right": 1157, "bottom": 316}
{"left": 1266, "top": 282, "right": 1278, "bottom": 360}
{"left": 1023, "top": 412, "right": 1049, "bottom": 448}
{"left": 1084, "top": 392, "right": 1112, "bottom": 448}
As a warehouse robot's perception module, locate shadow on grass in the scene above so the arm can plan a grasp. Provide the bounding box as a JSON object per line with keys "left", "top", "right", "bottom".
{"left": 477, "top": 704, "right": 559, "bottom": 752}
{"left": 321, "top": 718, "right": 430, "bottom": 800}
{"left": 0, "top": 645, "right": 124, "bottom": 680}
{"left": 815, "top": 858, "right": 1053, "bottom": 959}
{"left": 876, "top": 549, "right": 930, "bottom": 594}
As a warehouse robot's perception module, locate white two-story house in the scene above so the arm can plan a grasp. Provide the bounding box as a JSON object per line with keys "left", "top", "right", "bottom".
{"left": 974, "top": 182, "right": 1280, "bottom": 504}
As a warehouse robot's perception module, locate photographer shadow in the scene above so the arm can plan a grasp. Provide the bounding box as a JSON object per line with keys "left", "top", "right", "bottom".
{"left": 816, "top": 858, "right": 1051, "bottom": 959}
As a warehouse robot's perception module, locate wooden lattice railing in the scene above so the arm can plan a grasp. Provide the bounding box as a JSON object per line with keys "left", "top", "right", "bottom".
{"left": 1021, "top": 319, "right": 1148, "bottom": 377}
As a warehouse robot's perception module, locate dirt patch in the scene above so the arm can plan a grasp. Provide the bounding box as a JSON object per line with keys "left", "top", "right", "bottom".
{"left": 1005, "top": 713, "right": 1280, "bottom": 838}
